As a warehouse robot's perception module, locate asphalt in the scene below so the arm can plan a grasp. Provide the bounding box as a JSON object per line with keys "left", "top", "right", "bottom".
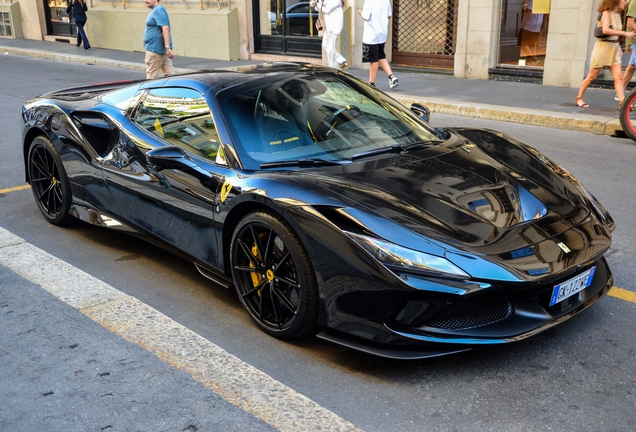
{"left": 0, "top": 37, "right": 632, "bottom": 138}
{"left": 0, "top": 228, "right": 360, "bottom": 431}
{"left": 0, "top": 38, "right": 631, "bottom": 431}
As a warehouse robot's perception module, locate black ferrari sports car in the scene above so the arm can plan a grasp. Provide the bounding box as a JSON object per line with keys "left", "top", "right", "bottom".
{"left": 21, "top": 63, "right": 615, "bottom": 359}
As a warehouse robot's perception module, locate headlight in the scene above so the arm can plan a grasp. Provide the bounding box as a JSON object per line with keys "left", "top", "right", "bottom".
{"left": 345, "top": 232, "right": 470, "bottom": 279}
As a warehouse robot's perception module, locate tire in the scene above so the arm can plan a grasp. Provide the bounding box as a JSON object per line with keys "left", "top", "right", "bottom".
{"left": 230, "top": 210, "right": 320, "bottom": 338}
{"left": 619, "top": 87, "right": 636, "bottom": 142}
{"left": 27, "top": 136, "right": 74, "bottom": 226}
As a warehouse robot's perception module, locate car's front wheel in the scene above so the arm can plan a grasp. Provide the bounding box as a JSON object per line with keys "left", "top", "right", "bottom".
{"left": 27, "top": 136, "right": 73, "bottom": 225}
{"left": 230, "top": 210, "right": 319, "bottom": 338}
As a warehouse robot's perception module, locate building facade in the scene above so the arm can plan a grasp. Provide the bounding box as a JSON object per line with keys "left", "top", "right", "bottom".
{"left": 2, "top": 0, "right": 602, "bottom": 88}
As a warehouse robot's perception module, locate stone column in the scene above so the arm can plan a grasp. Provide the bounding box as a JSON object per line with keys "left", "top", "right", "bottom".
{"left": 543, "top": 0, "right": 596, "bottom": 88}
{"left": 454, "top": 0, "right": 498, "bottom": 79}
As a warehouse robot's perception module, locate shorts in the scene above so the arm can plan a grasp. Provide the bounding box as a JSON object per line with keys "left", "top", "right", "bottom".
{"left": 145, "top": 51, "right": 176, "bottom": 79}
{"left": 630, "top": 44, "right": 636, "bottom": 67}
{"left": 362, "top": 43, "right": 386, "bottom": 63}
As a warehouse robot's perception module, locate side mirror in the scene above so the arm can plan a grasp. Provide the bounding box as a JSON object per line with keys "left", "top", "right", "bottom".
{"left": 410, "top": 103, "right": 431, "bottom": 123}
{"left": 146, "top": 145, "right": 194, "bottom": 170}
{"left": 146, "top": 145, "right": 220, "bottom": 190}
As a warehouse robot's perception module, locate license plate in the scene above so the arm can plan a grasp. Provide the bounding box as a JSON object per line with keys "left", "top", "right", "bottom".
{"left": 549, "top": 267, "right": 596, "bottom": 306}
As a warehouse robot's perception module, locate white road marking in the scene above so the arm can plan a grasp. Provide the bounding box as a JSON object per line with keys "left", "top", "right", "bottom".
{"left": 0, "top": 226, "right": 361, "bottom": 432}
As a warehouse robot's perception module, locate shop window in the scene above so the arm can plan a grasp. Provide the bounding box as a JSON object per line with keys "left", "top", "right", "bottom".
{"left": 0, "top": 12, "right": 12, "bottom": 37}
{"left": 498, "top": 0, "right": 549, "bottom": 69}
{"left": 45, "top": 0, "right": 75, "bottom": 36}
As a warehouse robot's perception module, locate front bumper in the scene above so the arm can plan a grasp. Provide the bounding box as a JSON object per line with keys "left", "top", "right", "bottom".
{"left": 318, "top": 257, "right": 612, "bottom": 359}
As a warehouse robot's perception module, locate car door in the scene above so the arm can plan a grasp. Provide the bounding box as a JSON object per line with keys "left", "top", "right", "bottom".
{"left": 101, "top": 86, "right": 228, "bottom": 268}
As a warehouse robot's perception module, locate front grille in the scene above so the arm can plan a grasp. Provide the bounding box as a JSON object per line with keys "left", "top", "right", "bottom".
{"left": 424, "top": 293, "right": 514, "bottom": 330}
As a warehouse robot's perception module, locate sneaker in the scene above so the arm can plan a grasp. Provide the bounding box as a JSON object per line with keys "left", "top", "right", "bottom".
{"left": 389, "top": 75, "right": 399, "bottom": 89}
{"left": 368, "top": 82, "right": 376, "bottom": 87}
{"left": 615, "top": 95, "right": 620, "bottom": 101}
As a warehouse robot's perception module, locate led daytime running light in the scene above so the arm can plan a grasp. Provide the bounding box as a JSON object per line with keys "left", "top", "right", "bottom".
{"left": 346, "top": 232, "right": 469, "bottom": 278}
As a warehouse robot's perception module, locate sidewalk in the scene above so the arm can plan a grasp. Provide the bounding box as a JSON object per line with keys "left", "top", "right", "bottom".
{"left": 0, "top": 38, "right": 628, "bottom": 137}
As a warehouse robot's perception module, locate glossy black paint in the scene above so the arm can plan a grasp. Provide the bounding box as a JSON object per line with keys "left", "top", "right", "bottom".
{"left": 21, "top": 64, "right": 615, "bottom": 359}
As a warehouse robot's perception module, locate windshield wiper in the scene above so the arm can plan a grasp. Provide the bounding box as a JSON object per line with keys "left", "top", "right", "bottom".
{"left": 351, "top": 140, "right": 441, "bottom": 161}
{"left": 260, "top": 158, "right": 347, "bottom": 169}
{"left": 402, "top": 140, "right": 443, "bottom": 150}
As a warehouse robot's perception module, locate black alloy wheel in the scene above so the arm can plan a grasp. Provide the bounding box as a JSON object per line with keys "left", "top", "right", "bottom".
{"left": 619, "top": 87, "right": 636, "bottom": 143}
{"left": 230, "top": 210, "right": 319, "bottom": 338}
{"left": 28, "top": 136, "right": 73, "bottom": 225}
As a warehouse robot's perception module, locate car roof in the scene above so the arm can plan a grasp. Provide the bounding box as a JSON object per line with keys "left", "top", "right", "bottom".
{"left": 158, "top": 62, "right": 333, "bottom": 94}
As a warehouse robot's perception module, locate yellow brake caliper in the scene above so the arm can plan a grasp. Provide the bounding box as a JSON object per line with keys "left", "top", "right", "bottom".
{"left": 250, "top": 243, "right": 262, "bottom": 292}
{"left": 249, "top": 236, "right": 275, "bottom": 294}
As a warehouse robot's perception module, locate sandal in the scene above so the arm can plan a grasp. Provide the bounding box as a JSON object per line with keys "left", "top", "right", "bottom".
{"left": 575, "top": 97, "right": 589, "bottom": 108}
{"left": 616, "top": 100, "right": 635, "bottom": 111}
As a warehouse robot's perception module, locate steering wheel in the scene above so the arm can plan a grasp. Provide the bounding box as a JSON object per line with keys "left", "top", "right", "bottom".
{"left": 253, "top": 89, "right": 263, "bottom": 120}
{"left": 324, "top": 105, "right": 362, "bottom": 132}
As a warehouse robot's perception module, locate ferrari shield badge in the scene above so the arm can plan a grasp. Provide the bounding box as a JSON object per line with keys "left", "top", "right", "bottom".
{"left": 220, "top": 180, "right": 232, "bottom": 203}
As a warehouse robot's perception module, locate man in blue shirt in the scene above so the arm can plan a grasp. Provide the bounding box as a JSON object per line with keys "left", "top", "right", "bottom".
{"left": 144, "top": 0, "right": 175, "bottom": 79}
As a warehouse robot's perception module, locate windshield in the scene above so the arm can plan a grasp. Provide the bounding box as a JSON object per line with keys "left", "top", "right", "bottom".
{"left": 217, "top": 72, "right": 440, "bottom": 169}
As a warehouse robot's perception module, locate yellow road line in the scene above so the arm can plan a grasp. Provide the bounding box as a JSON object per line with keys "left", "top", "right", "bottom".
{"left": 609, "top": 286, "right": 636, "bottom": 303}
{"left": 0, "top": 184, "right": 31, "bottom": 194}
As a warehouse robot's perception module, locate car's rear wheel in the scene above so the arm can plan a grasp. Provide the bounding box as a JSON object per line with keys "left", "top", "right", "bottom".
{"left": 27, "top": 136, "right": 73, "bottom": 225}
{"left": 230, "top": 210, "right": 319, "bottom": 338}
{"left": 619, "top": 87, "right": 636, "bottom": 143}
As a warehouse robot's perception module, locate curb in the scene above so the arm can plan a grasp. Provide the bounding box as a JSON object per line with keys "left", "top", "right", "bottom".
{"left": 2, "top": 45, "right": 624, "bottom": 137}
{"left": 2, "top": 46, "right": 146, "bottom": 72}
{"left": 394, "top": 96, "right": 623, "bottom": 137}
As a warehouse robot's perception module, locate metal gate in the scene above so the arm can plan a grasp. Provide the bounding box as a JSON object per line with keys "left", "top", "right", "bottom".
{"left": 392, "top": 0, "right": 459, "bottom": 69}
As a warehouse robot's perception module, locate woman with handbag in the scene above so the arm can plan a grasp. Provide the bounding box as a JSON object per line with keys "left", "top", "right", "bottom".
{"left": 67, "top": 0, "right": 90, "bottom": 49}
{"left": 575, "top": 0, "right": 633, "bottom": 108}
{"left": 311, "top": 0, "right": 347, "bottom": 69}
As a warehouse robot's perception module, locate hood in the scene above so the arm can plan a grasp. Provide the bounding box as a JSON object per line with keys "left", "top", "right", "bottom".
{"left": 302, "top": 129, "right": 592, "bottom": 256}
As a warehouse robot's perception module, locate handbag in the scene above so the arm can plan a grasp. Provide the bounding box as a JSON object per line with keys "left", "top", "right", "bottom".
{"left": 594, "top": 14, "right": 612, "bottom": 40}
{"left": 315, "top": 17, "right": 323, "bottom": 32}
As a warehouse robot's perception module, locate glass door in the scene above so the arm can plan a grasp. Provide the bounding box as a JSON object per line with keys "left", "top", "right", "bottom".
{"left": 43, "top": 0, "right": 76, "bottom": 37}
{"left": 255, "top": 0, "right": 322, "bottom": 56}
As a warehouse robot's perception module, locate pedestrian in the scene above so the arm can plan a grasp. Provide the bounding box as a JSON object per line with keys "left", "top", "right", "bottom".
{"left": 575, "top": 0, "right": 635, "bottom": 108}
{"left": 358, "top": 0, "right": 398, "bottom": 89}
{"left": 66, "top": 0, "right": 90, "bottom": 50}
{"left": 620, "top": 0, "right": 636, "bottom": 95}
{"left": 143, "top": 0, "right": 175, "bottom": 80}
{"left": 311, "top": 0, "right": 347, "bottom": 69}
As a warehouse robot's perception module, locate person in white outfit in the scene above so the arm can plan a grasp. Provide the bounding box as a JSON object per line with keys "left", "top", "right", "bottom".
{"left": 311, "top": 0, "right": 348, "bottom": 69}
{"left": 358, "top": 0, "right": 398, "bottom": 88}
